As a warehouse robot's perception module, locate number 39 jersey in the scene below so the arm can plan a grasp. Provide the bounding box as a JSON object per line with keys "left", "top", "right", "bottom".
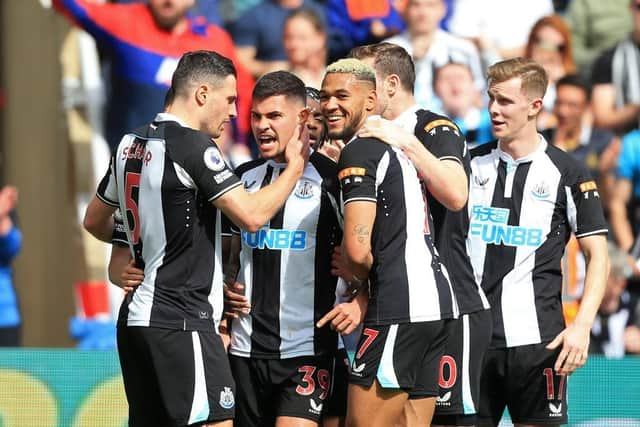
{"left": 467, "top": 137, "right": 608, "bottom": 348}
{"left": 97, "top": 113, "right": 241, "bottom": 332}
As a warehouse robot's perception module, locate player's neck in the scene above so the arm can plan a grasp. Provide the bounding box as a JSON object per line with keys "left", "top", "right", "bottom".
{"left": 499, "top": 126, "right": 541, "bottom": 160}
{"left": 164, "top": 104, "right": 200, "bottom": 131}
{"left": 382, "top": 92, "right": 416, "bottom": 121}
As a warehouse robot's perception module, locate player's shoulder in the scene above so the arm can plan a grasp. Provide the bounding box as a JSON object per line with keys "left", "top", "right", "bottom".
{"left": 415, "top": 109, "right": 460, "bottom": 133}
{"left": 310, "top": 151, "right": 338, "bottom": 179}
{"left": 343, "top": 136, "right": 390, "bottom": 156}
{"left": 469, "top": 140, "right": 498, "bottom": 159}
{"left": 234, "top": 158, "right": 267, "bottom": 178}
{"left": 544, "top": 141, "right": 588, "bottom": 172}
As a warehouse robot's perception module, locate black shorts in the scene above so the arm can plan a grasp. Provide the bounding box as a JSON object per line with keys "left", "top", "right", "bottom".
{"left": 325, "top": 348, "right": 349, "bottom": 417}
{"left": 0, "top": 325, "right": 21, "bottom": 347}
{"left": 431, "top": 310, "right": 492, "bottom": 426}
{"left": 478, "top": 343, "right": 568, "bottom": 426}
{"left": 349, "top": 321, "right": 446, "bottom": 392}
{"left": 117, "top": 326, "right": 235, "bottom": 427}
{"left": 229, "top": 354, "right": 333, "bottom": 425}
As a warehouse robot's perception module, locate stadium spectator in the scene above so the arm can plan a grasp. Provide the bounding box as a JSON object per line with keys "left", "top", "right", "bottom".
{"left": 566, "top": 0, "right": 633, "bottom": 75}
{"left": 541, "top": 74, "right": 620, "bottom": 207}
{"left": 591, "top": 0, "right": 640, "bottom": 134}
{"left": 326, "top": 0, "right": 406, "bottom": 60}
{"left": 230, "top": 0, "right": 326, "bottom": 78}
{"left": 432, "top": 61, "right": 493, "bottom": 148}
{"left": 590, "top": 242, "right": 640, "bottom": 358}
{"left": 52, "top": 0, "right": 254, "bottom": 152}
{"left": 447, "top": 0, "right": 554, "bottom": 63}
{"left": 284, "top": 9, "right": 328, "bottom": 89}
{"left": 524, "top": 14, "right": 577, "bottom": 131}
{"left": 0, "top": 185, "right": 21, "bottom": 347}
{"left": 384, "top": 0, "right": 484, "bottom": 112}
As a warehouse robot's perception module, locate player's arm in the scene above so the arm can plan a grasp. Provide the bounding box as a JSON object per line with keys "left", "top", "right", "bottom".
{"left": 222, "top": 233, "right": 250, "bottom": 318}
{"left": 609, "top": 177, "right": 634, "bottom": 252}
{"left": 358, "top": 117, "right": 467, "bottom": 211}
{"left": 342, "top": 201, "right": 375, "bottom": 282}
{"left": 214, "top": 124, "right": 308, "bottom": 232}
{"left": 83, "top": 195, "right": 117, "bottom": 242}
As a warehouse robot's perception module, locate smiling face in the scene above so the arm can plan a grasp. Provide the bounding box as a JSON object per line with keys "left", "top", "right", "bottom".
{"left": 320, "top": 72, "right": 376, "bottom": 141}
{"left": 487, "top": 77, "right": 541, "bottom": 143}
{"left": 251, "top": 94, "right": 306, "bottom": 162}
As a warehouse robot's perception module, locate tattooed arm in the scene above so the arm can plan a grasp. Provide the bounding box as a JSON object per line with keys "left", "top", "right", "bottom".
{"left": 342, "top": 201, "right": 375, "bottom": 281}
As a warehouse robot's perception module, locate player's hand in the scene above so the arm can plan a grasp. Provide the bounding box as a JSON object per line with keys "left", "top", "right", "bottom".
{"left": 358, "top": 117, "right": 418, "bottom": 151}
{"left": 223, "top": 281, "right": 250, "bottom": 319}
{"left": 120, "top": 260, "right": 144, "bottom": 294}
{"left": 316, "top": 139, "right": 344, "bottom": 163}
{"left": 316, "top": 293, "right": 368, "bottom": 335}
{"left": 285, "top": 122, "right": 311, "bottom": 173}
{"left": 546, "top": 322, "right": 591, "bottom": 375}
{"left": 0, "top": 185, "right": 18, "bottom": 219}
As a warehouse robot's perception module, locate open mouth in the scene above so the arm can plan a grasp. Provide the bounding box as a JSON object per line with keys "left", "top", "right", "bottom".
{"left": 258, "top": 135, "right": 277, "bottom": 148}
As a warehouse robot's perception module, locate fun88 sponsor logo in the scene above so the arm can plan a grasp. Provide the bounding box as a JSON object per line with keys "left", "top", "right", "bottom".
{"left": 469, "top": 205, "right": 544, "bottom": 247}
{"left": 242, "top": 228, "right": 307, "bottom": 250}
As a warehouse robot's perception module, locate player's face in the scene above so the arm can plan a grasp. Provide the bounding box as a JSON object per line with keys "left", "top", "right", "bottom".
{"left": 148, "top": 0, "right": 195, "bottom": 30}
{"left": 283, "top": 16, "right": 325, "bottom": 66}
{"left": 251, "top": 95, "right": 306, "bottom": 162}
{"left": 434, "top": 63, "right": 477, "bottom": 118}
{"left": 487, "top": 77, "right": 540, "bottom": 143}
{"left": 203, "top": 75, "right": 238, "bottom": 139}
{"left": 554, "top": 85, "right": 588, "bottom": 131}
{"left": 306, "top": 95, "right": 326, "bottom": 148}
{"left": 405, "top": 0, "right": 445, "bottom": 36}
{"left": 320, "top": 73, "right": 376, "bottom": 141}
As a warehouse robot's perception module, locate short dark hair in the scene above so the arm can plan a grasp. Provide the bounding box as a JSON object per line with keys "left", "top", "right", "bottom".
{"left": 252, "top": 71, "right": 306, "bottom": 105}
{"left": 556, "top": 73, "right": 592, "bottom": 101}
{"left": 306, "top": 86, "right": 320, "bottom": 103}
{"left": 170, "top": 50, "right": 237, "bottom": 99}
{"left": 349, "top": 42, "right": 416, "bottom": 93}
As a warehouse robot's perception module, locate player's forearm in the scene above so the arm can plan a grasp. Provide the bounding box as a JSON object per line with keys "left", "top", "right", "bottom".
{"left": 404, "top": 140, "right": 468, "bottom": 211}
{"left": 245, "top": 161, "right": 304, "bottom": 230}
{"left": 594, "top": 104, "right": 640, "bottom": 131}
{"left": 574, "top": 236, "right": 609, "bottom": 328}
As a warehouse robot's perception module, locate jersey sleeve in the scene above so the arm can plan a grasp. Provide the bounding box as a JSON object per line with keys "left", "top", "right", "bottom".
{"left": 338, "top": 138, "right": 385, "bottom": 205}
{"left": 96, "top": 156, "right": 119, "bottom": 207}
{"left": 170, "top": 130, "right": 242, "bottom": 202}
{"left": 567, "top": 163, "right": 608, "bottom": 239}
{"left": 414, "top": 112, "right": 466, "bottom": 164}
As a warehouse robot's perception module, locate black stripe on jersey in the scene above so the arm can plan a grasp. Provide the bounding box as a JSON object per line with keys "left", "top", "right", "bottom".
{"left": 250, "top": 165, "right": 284, "bottom": 356}
{"left": 310, "top": 154, "right": 341, "bottom": 355}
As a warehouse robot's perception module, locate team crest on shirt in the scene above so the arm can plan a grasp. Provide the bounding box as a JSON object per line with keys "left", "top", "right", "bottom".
{"left": 204, "top": 147, "right": 226, "bottom": 172}
{"left": 294, "top": 180, "right": 314, "bottom": 199}
{"left": 219, "top": 387, "right": 235, "bottom": 409}
{"left": 531, "top": 181, "right": 550, "bottom": 199}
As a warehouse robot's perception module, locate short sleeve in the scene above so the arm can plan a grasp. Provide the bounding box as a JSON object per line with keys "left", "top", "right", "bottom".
{"left": 169, "top": 130, "right": 242, "bottom": 202}
{"left": 415, "top": 112, "right": 466, "bottom": 164}
{"left": 568, "top": 163, "right": 608, "bottom": 238}
{"left": 337, "top": 138, "right": 386, "bottom": 205}
{"left": 96, "top": 156, "right": 119, "bottom": 207}
{"left": 111, "top": 209, "right": 129, "bottom": 247}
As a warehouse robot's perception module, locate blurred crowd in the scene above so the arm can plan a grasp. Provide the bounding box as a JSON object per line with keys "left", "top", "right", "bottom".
{"left": 2, "top": 0, "right": 638, "bottom": 355}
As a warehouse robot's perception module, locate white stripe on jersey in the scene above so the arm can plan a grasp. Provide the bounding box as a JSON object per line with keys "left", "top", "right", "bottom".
{"left": 502, "top": 153, "right": 560, "bottom": 347}
{"left": 566, "top": 186, "right": 578, "bottom": 233}
{"left": 461, "top": 314, "right": 475, "bottom": 415}
{"left": 377, "top": 324, "right": 400, "bottom": 388}
{"left": 278, "top": 166, "right": 322, "bottom": 356}
{"left": 123, "top": 138, "right": 167, "bottom": 327}
{"left": 188, "top": 331, "right": 210, "bottom": 424}
{"left": 210, "top": 210, "right": 225, "bottom": 330}
{"left": 398, "top": 149, "right": 443, "bottom": 320}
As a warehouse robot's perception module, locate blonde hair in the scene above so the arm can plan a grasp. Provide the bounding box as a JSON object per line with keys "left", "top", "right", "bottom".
{"left": 487, "top": 57, "right": 548, "bottom": 99}
{"left": 325, "top": 58, "right": 376, "bottom": 86}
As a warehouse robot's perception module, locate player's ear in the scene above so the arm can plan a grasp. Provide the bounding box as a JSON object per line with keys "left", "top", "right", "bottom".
{"left": 528, "top": 97, "right": 544, "bottom": 118}
{"left": 298, "top": 106, "right": 310, "bottom": 124}
{"left": 195, "top": 84, "right": 208, "bottom": 106}
{"left": 365, "top": 88, "right": 377, "bottom": 113}
{"left": 386, "top": 74, "right": 400, "bottom": 97}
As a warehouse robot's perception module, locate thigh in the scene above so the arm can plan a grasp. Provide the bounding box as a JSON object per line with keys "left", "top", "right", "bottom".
{"left": 273, "top": 355, "right": 333, "bottom": 423}
{"left": 477, "top": 348, "right": 508, "bottom": 427}
{"left": 346, "top": 381, "right": 408, "bottom": 427}
{"left": 432, "top": 309, "right": 492, "bottom": 425}
{"left": 506, "top": 344, "right": 568, "bottom": 425}
{"left": 350, "top": 322, "right": 444, "bottom": 391}
{"left": 229, "top": 355, "right": 272, "bottom": 427}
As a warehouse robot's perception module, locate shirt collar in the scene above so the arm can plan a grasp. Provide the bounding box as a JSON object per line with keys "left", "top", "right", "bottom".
{"left": 392, "top": 104, "right": 421, "bottom": 133}
{"left": 154, "top": 112, "right": 189, "bottom": 128}
{"left": 496, "top": 133, "right": 548, "bottom": 164}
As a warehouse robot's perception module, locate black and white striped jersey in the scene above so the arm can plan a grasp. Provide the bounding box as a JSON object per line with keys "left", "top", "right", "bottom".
{"left": 338, "top": 137, "right": 458, "bottom": 326}
{"left": 227, "top": 152, "right": 342, "bottom": 359}
{"left": 394, "top": 106, "right": 490, "bottom": 315}
{"left": 97, "top": 113, "right": 242, "bottom": 332}
{"left": 467, "top": 136, "right": 608, "bottom": 348}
